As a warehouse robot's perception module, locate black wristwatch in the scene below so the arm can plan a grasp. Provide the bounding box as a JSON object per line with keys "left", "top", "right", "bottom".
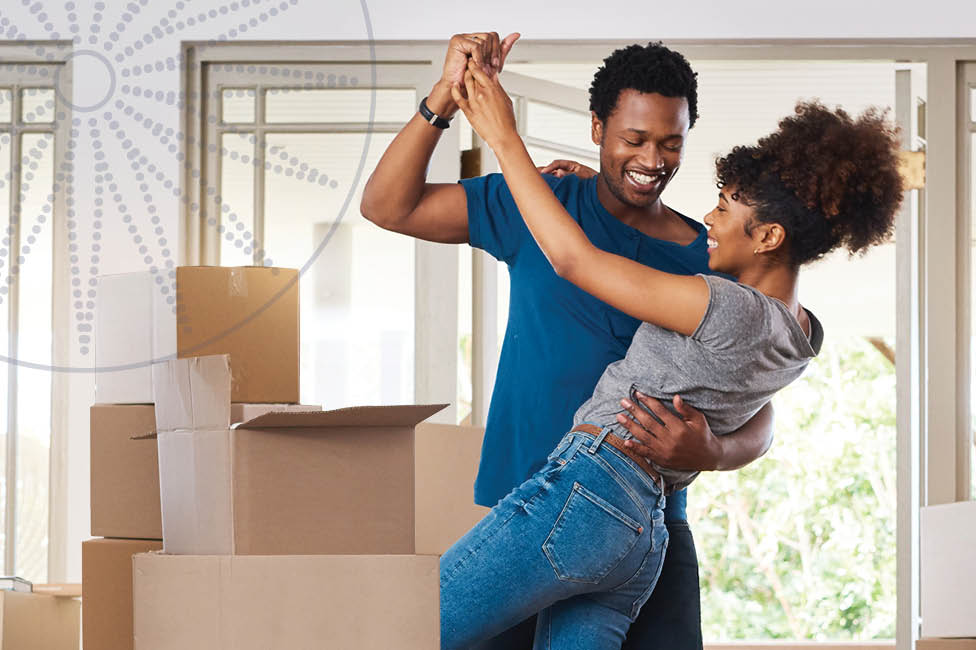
{"left": 419, "top": 96, "right": 452, "bottom": 129}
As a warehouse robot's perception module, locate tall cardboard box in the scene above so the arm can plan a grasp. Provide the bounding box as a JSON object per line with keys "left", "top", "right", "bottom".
{"left": 152, "top": 354, "right": 447, "bottom": 555}
{"left": 415, "top": 422, "right": 490, "bottom": 555}
{"left": 917, "top": 642, "right": 976, "bottom": 650}
{"left": 83, "top": 538, "right": 164, "bottom": 650}
{"left": 91, "top": 404, "right": 162, "bottom": 539}
{"left": 0, "top": 589, "right": 80, "bottom": 649}
{"left": 95, "top": 266, "right": 300, "bottom": 404}
{"left": 133, "top": 553, "right": 439, "bottom": 650}
{"left": 921, "top": 501, "right": 976, "bottom": 637}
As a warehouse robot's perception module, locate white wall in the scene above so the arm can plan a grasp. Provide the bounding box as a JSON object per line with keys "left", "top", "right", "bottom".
{"left": 3, "top": 0, "right": 974, "bottom": 581}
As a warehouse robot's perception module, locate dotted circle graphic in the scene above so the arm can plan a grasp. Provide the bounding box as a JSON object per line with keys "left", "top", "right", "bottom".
{"left": 0, "top": 0, "right": 379, "bottom": 372}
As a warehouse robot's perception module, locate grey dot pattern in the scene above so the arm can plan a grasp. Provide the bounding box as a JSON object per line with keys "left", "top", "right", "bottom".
{"left": 0, "top": 0, "right": 375, "bottom": 366}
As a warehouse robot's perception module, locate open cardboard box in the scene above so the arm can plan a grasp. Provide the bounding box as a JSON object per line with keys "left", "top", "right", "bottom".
{"left": 148, "top": 354, "right": 447, "bottom": 555}
{"left": 92, "top": 402, "right": 321, "bottom": 540}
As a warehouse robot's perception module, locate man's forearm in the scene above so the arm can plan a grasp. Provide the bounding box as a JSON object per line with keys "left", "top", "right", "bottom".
{"left": 713, "top": 402, "right": 774, "bottom": 471}
{"left": 360, "top": 81, "right": 457, "bottom": 224}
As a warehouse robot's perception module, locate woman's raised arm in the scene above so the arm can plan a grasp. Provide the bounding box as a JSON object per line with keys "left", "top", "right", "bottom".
{"left": 452, "top": 60, "right": 709, "bottom": 336}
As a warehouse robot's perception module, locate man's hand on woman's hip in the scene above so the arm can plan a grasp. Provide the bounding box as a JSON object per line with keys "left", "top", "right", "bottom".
{"left": 615, "top": 393, "right": 723, "bottom": 472}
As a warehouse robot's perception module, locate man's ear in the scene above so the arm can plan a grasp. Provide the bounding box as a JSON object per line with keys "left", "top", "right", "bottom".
{"left": 591, "top": 112, "right": 603, "bottom": 147}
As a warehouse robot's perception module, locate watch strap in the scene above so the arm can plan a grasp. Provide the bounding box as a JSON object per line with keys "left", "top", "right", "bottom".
{"left": 419, "top": 96, "right": 452, "bottom": 129}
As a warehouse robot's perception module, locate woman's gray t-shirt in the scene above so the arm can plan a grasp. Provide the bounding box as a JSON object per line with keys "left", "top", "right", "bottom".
{"left": 573, "top": 274, "right": 820, "bottom": 491}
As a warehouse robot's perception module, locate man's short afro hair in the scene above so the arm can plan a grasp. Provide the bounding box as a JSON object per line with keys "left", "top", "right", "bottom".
{"left": 589, "top": 42, "right": 699, "bottom": 127}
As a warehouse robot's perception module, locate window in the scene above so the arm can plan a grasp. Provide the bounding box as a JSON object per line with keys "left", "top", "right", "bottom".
{"left": 0, "top": 62, "right": 67, "bottom": 583}
{"left": 197, "top": 60, "right": 434, "bottom": 409}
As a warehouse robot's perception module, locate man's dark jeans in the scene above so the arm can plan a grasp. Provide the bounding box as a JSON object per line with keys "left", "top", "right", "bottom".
{"left": 472, "top": 520, "right": 703, "bottom": 650}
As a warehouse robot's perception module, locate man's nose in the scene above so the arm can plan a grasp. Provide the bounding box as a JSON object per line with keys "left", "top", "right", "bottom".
{"left": 636, "top": 144, "right": 663, "bottom": 170}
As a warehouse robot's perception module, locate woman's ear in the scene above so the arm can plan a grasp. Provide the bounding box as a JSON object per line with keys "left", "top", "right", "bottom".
{"left": 756, "top": 223, "right": 787, "bottom": 255}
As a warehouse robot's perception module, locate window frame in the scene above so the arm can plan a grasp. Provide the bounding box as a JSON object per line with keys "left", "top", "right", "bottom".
{"left": 0, "top": 41, "right": 72, "bottom": 583}
{"left": 180, "top": 40, "right": 976, "bottom": 650}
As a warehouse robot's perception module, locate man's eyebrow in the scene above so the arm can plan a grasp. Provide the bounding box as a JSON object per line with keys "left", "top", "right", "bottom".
{"left": 623, "top": 128, "right": 684, "bottom": 140}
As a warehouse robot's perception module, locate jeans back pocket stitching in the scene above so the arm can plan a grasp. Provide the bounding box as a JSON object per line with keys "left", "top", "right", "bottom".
{"left": 580, "top": 451, "right": 652, "bottom": 522}
{"left": 542, "top": 482, "right": 642, "bottom": 584}
{"left": 571, "top": 481, "right": 642, "bottom": 532}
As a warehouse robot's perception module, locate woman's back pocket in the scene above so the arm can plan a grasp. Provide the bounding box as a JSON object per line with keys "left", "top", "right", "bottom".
{"left": 543, "top": 481, "right": 643, "bottom": 584}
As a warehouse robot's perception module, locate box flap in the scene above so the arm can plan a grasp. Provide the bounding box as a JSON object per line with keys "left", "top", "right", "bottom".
{"left": 239, "top": 403, "right": 448, "bottom": 429}
{"left": 152, "top": 355, "right": 232, "bottom": 432}
{"left": 158, "top": 429, "right": 235, "bottom": 555}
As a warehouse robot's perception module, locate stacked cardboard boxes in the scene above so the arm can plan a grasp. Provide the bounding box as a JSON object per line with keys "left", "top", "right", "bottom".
{"left": 86, "top": 266, "right": 306, "bottom": 650}
{"left": 133, "top": 353, "right": 449, "bottom": 649}
{"left": 88, "top": 266, "right": 488, "bottom": 649}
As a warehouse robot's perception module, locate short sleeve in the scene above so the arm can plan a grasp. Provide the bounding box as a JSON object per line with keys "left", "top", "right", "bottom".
{"left": 461, "top": 173, "right": 528, "bottom": 264}
{"left": 691, "top": 274, "right": 771, "bottom": 350}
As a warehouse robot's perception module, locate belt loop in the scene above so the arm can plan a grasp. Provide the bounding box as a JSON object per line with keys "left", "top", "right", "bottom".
{"left": 587, "top": 426, "right": 611, "bottom": 454}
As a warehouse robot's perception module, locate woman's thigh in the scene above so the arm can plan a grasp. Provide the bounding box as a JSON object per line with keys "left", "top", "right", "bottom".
{"left": 441, "top": 446, "right": 660, "bottom": 650}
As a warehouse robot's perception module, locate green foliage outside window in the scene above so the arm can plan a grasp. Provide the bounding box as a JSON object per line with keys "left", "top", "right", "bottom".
{"left": 690, "top": 337, "right": 896, "bottom": 639}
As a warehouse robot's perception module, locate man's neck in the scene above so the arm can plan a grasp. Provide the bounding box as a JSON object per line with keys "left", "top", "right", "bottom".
{"left": 595, "top": 174, "right": 698, "bottom": 245}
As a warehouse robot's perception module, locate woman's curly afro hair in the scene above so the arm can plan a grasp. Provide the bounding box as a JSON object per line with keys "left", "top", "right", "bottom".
{"left": 589, "top": 42, "right": 699, "bottom": 128}
{"left": 716, "top": 101, "right": 903, "bottom": 268}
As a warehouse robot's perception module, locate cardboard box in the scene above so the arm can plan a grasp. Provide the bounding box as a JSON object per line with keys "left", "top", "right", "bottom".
{"left": 92, "top": 403, "right": 321, "bottom": 539}
{"left": 917, "top": 642, "right": 976, "bottom": 650}
{"left": 415, "top": 422, "right": 490, "bottom": 555}
{"left": 152, "top": 355, "right": 447, "bottom": 555}
{"left": 91, "top": 404, "right": 162, "bottom": 539}
{"left": 133, "top": 553, "right": 438, "bottom": 650}
{"left": 229, "top": 402, "right": 321, "bottom": 423}
{"left": 95, "top": 272, "right": 174, "bottom": 404}
{"left": 0, "top": 589, "right": 80, "bottom": 649}
{"left": 921, "top": 501, "right": 976, "bottom": 637}
{"left": 83, "top": 538, "right": 163, "bottom": 650}
{"left": 96, "top": 266, "right": 300, "bottom": 404}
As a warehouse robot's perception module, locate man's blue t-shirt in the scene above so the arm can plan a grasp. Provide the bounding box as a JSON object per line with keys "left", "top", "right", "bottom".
{"left": 463, "top": 173, "right": 715, "bottom": 523}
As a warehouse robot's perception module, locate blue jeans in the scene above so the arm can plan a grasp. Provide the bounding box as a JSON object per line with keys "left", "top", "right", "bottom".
{"left": 440, "top": 430, "right": 669, "bottom": 650}
{"left": 469, "top": 520, "right": 703, "bottom": 650}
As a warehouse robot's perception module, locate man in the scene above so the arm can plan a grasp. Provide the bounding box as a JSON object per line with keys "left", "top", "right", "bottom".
{"left": 361, "top": 33, "right": 774, "bottom": 649}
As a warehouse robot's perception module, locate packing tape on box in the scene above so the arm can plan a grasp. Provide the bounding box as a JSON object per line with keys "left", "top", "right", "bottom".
{"left": 229, "top": 267, "right": 248, "bottom": 297}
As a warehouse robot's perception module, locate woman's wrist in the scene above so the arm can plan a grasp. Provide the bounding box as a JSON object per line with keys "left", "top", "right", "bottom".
{"left": 491, "top": 132, "right": 529, "bottom": 165}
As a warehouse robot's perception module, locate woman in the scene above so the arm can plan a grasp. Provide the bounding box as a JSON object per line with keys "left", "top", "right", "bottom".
{"left": 439, "top": 60, "right": 902, "bottom": 650}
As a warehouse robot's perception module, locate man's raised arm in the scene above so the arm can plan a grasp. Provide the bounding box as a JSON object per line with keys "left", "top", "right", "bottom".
{"left": 360, "top": 32, "right": 519, "bottom": 243}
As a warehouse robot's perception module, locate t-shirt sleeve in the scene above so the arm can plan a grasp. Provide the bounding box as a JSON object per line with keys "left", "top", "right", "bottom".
{"left": 461, "top": 173, "right": 527, "bottom": 264}
{"left": 691, "top": 274, "right": 771, "bottom": 350}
